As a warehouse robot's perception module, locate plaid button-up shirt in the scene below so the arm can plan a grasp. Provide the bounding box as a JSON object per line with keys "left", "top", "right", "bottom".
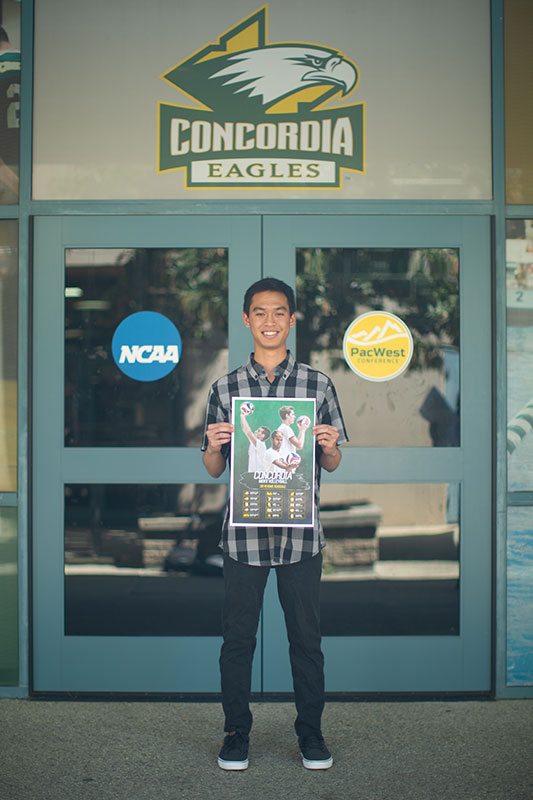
{"left": 201, "top": 351, "right": 348, "bottom": 566}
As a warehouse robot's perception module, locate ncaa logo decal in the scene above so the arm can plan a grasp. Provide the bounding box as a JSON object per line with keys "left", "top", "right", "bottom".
{"left": 343, "top": 312, "right": 414, "bottom": 382}
{"left": 158, "top": 5, "right": 364, "bottom": 188}
{"left": 112, "top": 311, "right": 182, "bottom": 382}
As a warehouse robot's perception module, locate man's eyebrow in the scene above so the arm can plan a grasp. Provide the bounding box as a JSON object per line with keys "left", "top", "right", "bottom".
{"left": 251, "top": 304, "right": 288, "bottom": 311}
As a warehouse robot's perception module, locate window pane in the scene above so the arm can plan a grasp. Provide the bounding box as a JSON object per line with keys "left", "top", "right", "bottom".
{"left": 0, "top": 219, "right": 17, "bottom": 489}
{"left": 296, "top": 248, "right": 460, "bottom": 447}
{"left": 506, "top": 220, "right": 533, "bottom": 490}
{"left": 65, "top": 248, "right": 228, "bottom": 447}
{"left": 65, "top": 483, "right": 226, "bottom": 636}
{"left": 506, "top": 507, "right": 533, "bottom": 686}
{"left": 320, "top": 483, "right": 460, "bottom": 636}
{"left": 33, "top": 0, "right": 490, "bottom": 200}
{"left": 0, "top": 507, "right": 18, "bottom": 684}
{"left": 505, "top": 0, "right": 533, "bottom": 204}
{"left": 0, "top": 1, "right": 20, "bottom": 204}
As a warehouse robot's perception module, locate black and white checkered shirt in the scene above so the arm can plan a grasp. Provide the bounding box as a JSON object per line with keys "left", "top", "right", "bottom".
{"left": 201, "top": 351, "right": 348, "bottom": 566}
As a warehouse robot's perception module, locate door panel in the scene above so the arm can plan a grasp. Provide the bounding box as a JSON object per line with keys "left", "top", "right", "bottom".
{"left": 262, "top": 215, "right": 491, "bottom": 692}
{"left": 32, "top": 215, "right": 261, "bottom": 692}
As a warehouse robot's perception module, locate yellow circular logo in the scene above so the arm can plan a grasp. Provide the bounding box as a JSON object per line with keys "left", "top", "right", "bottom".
{"left": 343, "top": 311, "right": 414, "bottom": 382}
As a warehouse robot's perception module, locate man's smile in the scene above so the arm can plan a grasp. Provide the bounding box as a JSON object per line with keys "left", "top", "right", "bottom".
{"left": 242, "top": 290, "right": 296, "bottom": 356}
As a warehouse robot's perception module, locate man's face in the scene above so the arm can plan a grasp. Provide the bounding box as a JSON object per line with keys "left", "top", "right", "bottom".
{"left": 242, "top": 291, "right": 295, "bottom": 351}
{"left": 271, "top": 432, "right": 283, "bottom": 451}
{"left": 255, "top": 427, "right": 268, "bottom": 441}
{"left": 283, "top": 408, "right": 296, "bottom": 425}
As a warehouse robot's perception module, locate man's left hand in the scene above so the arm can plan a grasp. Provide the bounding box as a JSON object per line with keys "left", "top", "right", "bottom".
{"left": 313, "top": 424, "right": 340, "bottom": 455}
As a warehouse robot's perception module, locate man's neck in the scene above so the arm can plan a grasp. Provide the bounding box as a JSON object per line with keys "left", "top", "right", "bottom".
{"left": 253, "top": 346, "right": 288, "bottom": 382}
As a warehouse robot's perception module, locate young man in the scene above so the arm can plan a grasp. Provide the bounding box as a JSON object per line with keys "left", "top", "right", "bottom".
{"left": 202, "top": 277, "right": 347, "bottom": 772}
{"left": 276, "top": 405, "right": 308, "bottom": 459}
{"left": 263, "top": 429, "right": 298, "bottom": 474}
{"left": 240, "top": 408, "right": 271, "bottom": 472}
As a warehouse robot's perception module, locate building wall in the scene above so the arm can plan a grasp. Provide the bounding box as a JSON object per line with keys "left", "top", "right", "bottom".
{"left": 0, "top": 0, "right": 532, "bottom": 696}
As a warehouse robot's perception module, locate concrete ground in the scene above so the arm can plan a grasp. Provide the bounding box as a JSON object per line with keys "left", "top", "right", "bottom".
{"left": 1, "top": 698, "right": 532, "bottom": 800}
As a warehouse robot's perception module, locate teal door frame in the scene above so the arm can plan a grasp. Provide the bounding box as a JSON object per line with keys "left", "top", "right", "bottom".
{"left": 32, "top": 213, "right": 491, "bottom": 694}
{"left": 261, "top": 214, "right": 492, "bottom": 693}
{"left": 32, "top": 215, "right": 261, "bottom": 692}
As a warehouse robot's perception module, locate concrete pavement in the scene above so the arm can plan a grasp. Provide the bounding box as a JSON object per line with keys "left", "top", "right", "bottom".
{"left": 1, "top": 698, "right": 532, "bottom": 800}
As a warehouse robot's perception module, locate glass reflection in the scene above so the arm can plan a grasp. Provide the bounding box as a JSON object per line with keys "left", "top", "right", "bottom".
{"left": 0, "top": 220, "right": 17, "bottom": 490}
{"left": 506, "top": 220, "right": 533, "bottom": 491}
{"left": 0, "top": 5, "right": 20, "bottom": 205}
{"left": 64, "top": 483, "right": 227, "bottom": 636}
{"left": 319, "top": 483, "right": 460, "bottom": 636}
{"left": 65, "top": 248, "right": 228, "bottom": 447}
{"left": 505, "top": 0, "right": 533, "bottom": 204}
{"left": 0, "top": 507, "right": 18, "bottom": 684}
{"left": 506, "top": 507, "right": 533, "bottom": 686}
{"left": 296, "top": 248, "right": 460, "bottom": 448}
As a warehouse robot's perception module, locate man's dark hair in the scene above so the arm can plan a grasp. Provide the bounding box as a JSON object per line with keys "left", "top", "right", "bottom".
{"left": 243, "top": 277, "right": 296, "bottom": 316}
{"left": 0, "top": 27, "right": 9, "bottom": 44}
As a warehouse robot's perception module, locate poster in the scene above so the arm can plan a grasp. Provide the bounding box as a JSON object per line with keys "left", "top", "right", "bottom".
{"left": 230, "top": 397, "right": 316, "bottom": 527}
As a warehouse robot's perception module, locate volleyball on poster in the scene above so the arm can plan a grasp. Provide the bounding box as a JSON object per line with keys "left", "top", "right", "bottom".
{"left": 230, "top": 397, "right": 316, "bottom": 528}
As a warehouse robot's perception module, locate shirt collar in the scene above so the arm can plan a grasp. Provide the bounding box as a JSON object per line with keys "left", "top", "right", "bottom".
{"left": 247, "top": 351, "right": 295, "bottom": 381}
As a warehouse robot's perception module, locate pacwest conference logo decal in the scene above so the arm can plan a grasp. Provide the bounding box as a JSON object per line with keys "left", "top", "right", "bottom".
{"left": 343, "top": 312, "right": 414, "bottom": 382}
{"left": 158, "top": 6, "right": 364, "bottom": 189}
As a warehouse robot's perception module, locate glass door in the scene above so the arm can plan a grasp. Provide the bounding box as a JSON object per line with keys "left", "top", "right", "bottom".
{"left": 32, "top": 215, "right": 261, "bottom": 692}
{"left": 32, "top": 213, "right": 492, "bottom": 694}
{"left": 262, "top": 215, "right": 492, "bottom": 692}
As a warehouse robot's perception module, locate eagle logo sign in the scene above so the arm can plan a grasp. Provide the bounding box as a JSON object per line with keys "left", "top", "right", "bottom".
{"left": 205, "top": 46, "right": 356, "bottom": 109}
{"left": 158, "top": 6, "right": 365, "bottom": 189}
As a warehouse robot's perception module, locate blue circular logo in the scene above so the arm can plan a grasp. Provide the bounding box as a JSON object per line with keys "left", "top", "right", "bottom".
{"left": 111, "top": 311, "right": 182, "bottom": 382}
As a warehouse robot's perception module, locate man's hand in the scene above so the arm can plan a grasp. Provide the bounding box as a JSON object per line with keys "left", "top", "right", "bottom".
{"left": 272, "top": 459, "right": 298, "bottom": 473}
{"left": 205, "top": 422, "right": 234, "bottom": 453}
{"left": 313, "top": 424, "right": 342, "bottom": 472}
{"left": 203, "top": 422, "right": 234, "bottom": 477}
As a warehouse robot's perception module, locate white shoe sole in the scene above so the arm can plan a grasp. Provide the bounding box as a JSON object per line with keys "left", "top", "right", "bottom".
{"left": 217, "top": 757, "right": 249, "bottom": 770}
{"left": 301, "top": 755, "right": 333, "bottom": 770}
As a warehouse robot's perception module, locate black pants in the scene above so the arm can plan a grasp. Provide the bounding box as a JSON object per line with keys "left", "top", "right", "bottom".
{"left": 220, "top": 552, "right": 324, "bottom": 738}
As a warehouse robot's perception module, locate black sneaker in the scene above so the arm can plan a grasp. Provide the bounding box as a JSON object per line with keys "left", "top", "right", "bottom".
{"left": 299, "top": 734, "right": 333, "bottom": 770}
{"left": 217, "top": 731, "right": 249, "bottom": 770}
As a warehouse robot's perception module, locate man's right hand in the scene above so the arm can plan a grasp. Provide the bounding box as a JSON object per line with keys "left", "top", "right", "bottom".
{"left": 205, "top": 422, "right": 234, "bottom": 454}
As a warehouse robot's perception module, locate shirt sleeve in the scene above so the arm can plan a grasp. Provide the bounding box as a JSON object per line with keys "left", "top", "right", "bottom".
{"left": 201, "top": 384, "right": 231, "bottom": 456}
{"left": 317, "top": 378, "right": 349, "bottom": 445}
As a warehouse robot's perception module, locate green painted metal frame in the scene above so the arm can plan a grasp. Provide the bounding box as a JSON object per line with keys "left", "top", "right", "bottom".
{"left": 31, "top": 215, "right": 262, "bottom": 692}
{"left": 261, "top": 213, "right": 492, "bottom": 693}
{"left": 0, "top": 0, "right": 34, "bottom": 697}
